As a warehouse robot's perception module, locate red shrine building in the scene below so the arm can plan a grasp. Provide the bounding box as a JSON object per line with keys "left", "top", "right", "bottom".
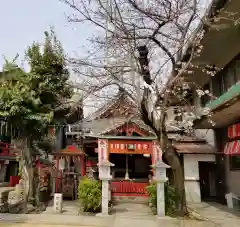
{"left": 52, "top": 90, "right": 217, "bottom": 202}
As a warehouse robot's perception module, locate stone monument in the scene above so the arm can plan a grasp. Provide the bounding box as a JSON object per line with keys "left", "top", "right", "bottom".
{"left": 153, "top": 160, "right": 170, "bottom": 217}
{"left": 97, "top": 159, "right": 114, "bottom": 216}
{"left": 53, "top": 193, "right": 63, "bottom": 213}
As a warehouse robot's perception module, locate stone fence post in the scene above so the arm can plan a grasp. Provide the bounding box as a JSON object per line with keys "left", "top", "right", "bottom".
{"left": 97, "top": 159, "right": 114, "bottom": 216}
{"left": 153, "top": 160, "right": 170, "bottom": 217}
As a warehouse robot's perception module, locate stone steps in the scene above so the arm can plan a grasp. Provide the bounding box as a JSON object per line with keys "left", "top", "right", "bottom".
{"left": 112, "top": 201, "right": 153, "bottom": 218}
{"left": 112, "top": 196, "right": 149, "bottom": 204}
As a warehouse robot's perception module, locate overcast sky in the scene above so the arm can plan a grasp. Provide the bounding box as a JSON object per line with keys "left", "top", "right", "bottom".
{"left": 0, "top": 0, "right": 93, "bottom": 70}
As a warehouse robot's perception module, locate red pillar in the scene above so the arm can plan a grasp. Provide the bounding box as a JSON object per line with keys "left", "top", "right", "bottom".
{"left": 81, "top": 155, "right": 85, "bottom": 176}
{"left": 151, "top": 141, "right": 155, "bottom": 177}
{"left": 55, "top": 156, "right": 59, "bottom": 193}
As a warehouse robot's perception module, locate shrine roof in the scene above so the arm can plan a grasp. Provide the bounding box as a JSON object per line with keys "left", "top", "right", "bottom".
{"left": 174, "top": 142, "right": 217, "bottom": 154}
{"left": 84, "top": 90, "right": 136, "bottom": 121}
{"left": 88, "top": 135, "right": 157, "bottom": 140}
{"left": 67, "top": 116, "right": 156, "bottom": 137}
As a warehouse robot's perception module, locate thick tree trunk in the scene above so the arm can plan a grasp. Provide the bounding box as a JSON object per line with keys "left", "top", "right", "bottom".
{"left": 21, "top": 139, "right": 40, "bottom": 209}
{"left": 162, "top": 146, "right": 187, "bottom": 216}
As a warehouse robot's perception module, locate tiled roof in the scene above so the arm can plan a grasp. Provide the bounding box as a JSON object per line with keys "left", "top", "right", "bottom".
{"left": 174, "top": 142, "right": 217, "bottom": 154}
{"left": 71, "top": 117, "right": 130, "bottom": 136}
{"left": 71, "top": 117, "right": 157, "bottom": 136}
{"left": 84, "top": 91, "right": 136, "bottom": 121}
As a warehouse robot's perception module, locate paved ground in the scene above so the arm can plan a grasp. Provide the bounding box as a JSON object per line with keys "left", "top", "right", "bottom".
{"left": 0, "top": 225, "right": 84, "bottom": 227}
{"left": 188, "top": 202, "right": 240, "bottom": 227}
{"left": 0, "top": 202, "right": 239, "bottom": 227}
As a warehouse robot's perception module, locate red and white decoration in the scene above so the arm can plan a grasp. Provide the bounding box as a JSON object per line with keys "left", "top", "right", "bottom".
{"left": 98, "top": 139, "right": 108, "bottom": 161}
{"left": 228, "top": 123, "right": 240, "bottom": 139}
{"left": 224, "top": 123, "right": 240, "bottom": 155}
{"left": 224, "top": 140, "right": 240, "bottom": 155}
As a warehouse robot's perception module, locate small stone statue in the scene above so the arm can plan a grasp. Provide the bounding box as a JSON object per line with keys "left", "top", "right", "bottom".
{"left": 86, "top": 167, "right": 96, "bottom": 180}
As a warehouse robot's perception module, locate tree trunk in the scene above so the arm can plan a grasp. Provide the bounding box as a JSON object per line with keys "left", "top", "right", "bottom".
{"left": 162, "top": 146, "right": 187, "bottom": 216}
{"left": 137, "top": 45, "right": 187, "bottom": 216}
{"left": 20, "top": 139, "right": 40, "bottom": 209}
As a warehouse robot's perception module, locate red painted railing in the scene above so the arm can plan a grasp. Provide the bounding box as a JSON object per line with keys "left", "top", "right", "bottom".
{"left": 111, "top": 181, "right": 149, "bottom": 197}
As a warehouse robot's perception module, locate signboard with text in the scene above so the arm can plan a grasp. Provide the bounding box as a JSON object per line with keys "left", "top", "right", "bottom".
{"left": 108, "top": 140, "right": 152, "bottom": 154}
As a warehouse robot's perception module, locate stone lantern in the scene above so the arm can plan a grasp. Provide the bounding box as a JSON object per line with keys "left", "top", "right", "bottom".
{"left": 98, "top": 159, "right": 113, "bottom": 180}
{"left": 154, "top": 161, "right": 170, "bottom": 182}
{"left": 152, "top": 160, "right": 170, "bottom": 217}
{"left": 97, "top": 159, "right": 114, "bottom": 216}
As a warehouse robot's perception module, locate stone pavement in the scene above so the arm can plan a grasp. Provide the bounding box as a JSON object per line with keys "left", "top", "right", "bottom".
{"left": 0, "top": 213, "right": 213, "bottom": 227}
{"left": 188, "top": 202, "right": 240, "bottom": 227}
{"left": 0, "top": 202, "right": 239, "bottom": 227}
{"left": 0, "top": 224, "right": 83, "bottom": 227}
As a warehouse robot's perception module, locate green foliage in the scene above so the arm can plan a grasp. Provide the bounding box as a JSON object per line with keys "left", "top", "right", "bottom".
{"left": 0, "top": 65, "right": 53, "bottom": 138}
{"left": 0, "top": 29, "right": 73, "bottom": 206}
{"left": 78, "top": 178, "right": 102, "bottom": 213}
{"left": 146, "top": 181, "right": 179, "bottom": 216}
{"left": 165, "top": 182, "right": 179, "bottom": 215}
{"left": 26, "top": 28, "right": 72, "bottom": 108}
{"left": 0, "top": 28, "right": 72, "bottom": 139}
{"left": 146, "top": 182, "right": 157, "bottom": 214}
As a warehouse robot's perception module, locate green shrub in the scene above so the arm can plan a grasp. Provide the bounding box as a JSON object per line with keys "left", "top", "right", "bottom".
{"left": 146, "top": 181, "right": 179, "bottom": 216}
{"left": 146, "top": 182, "right": 157, "bottom": 214}
{"left": 78, "top": 177, "right": 102, "bottom": 213}
{"left": 165, "top": 182, "right": 179, "bottom": 215}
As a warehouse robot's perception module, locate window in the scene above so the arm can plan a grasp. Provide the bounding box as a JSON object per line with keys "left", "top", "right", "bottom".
{"left": 212, "top": 73, "right": 223, "bottom": 98}
{"left": 215, "top": 127, "right": 228, "bottom": 151}
{"left": 230, "top": 156, "right": 240, "bottom": 170}
{"left": 223, "top": 65, "right": 236, "bottom": 91}
{"left": 235, "top": 59, "right": 240, "bottom": 83}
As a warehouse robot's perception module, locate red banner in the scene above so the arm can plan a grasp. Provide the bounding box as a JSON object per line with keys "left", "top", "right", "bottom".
{"left": 108, "top": 140, "right": 152, "bottom": 154}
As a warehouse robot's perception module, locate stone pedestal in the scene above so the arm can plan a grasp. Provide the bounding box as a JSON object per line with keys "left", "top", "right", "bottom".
{"left": 101, "top": 180, "right": 110, "bottom": 215}
{"left": 53, "top": 193, "right": 63, "bottom": 213}
{"left": 153, "top": 161, "right": 170, "bottom": 217}
{"left": 156, "top": 182, "right": 166, "bottom": 216}
{"left": 97, "top": 160, "right": 114, "bottom": 216}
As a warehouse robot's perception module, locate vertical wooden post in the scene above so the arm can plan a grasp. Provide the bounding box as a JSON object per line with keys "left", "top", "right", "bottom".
{"left": 60, "top": 169, "right": 63, "bottom": 193}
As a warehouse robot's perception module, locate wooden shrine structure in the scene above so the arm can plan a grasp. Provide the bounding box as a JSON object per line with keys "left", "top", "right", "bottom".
{"left": 52, "top": 145, "right": 85, "bottom": 199}
{"left": 51, "top": 88, "right": 217, "bottom": 200}
{"left": 65, "top": 91, "right": 162, "bottom": 197}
